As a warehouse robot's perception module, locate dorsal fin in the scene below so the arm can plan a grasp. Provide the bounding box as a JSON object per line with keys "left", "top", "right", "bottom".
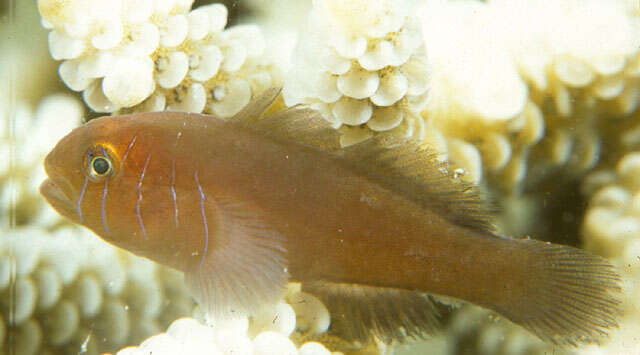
{"left": 341, "top": 134, "right": 495, "bottom": 232}
{"left": 231, "top": 87, "right": 493, "bottom": 232}
{"left": 231, "top": 87, "right": 282, "bottom": 123}
{"left": 230, "top": 87, "right": 341, "bottom": 151}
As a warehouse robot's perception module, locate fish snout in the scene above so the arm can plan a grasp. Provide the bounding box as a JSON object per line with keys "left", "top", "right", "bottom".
{"left": 41, "top": 148, "right": 83, "bottom": 224}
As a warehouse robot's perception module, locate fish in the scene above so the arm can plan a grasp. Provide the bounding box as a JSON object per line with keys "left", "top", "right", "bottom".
{"left": 40, "top": 88, "right": 620, "bottom": 346}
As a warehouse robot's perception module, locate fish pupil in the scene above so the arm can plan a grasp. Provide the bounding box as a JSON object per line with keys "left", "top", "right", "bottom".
{"left": 92, "top": 157, "right": 110, "bottom": 175}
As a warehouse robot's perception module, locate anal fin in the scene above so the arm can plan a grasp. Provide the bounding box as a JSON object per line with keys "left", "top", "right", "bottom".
{"left": 303, "top": 282, "right": 441, "bottom": 345}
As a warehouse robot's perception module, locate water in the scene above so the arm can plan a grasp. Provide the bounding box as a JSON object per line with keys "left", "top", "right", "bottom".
{"left": 2, "top": 1, "right": 639, "bottom": 354}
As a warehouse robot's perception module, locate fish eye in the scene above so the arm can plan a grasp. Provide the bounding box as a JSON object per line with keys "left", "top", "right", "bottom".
{"left": 90, "top": 156, "right": 113, "bottom": 177}
{"left": 84, "top": 145, "right": 119, "bottom": 181}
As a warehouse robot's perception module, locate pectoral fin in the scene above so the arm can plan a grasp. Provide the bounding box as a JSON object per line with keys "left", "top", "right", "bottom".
{"left": 303, "top": 282, "right": 441, "bottom": 344}
{"left": 184, "top": 198, "right": 289, "bottom": 323}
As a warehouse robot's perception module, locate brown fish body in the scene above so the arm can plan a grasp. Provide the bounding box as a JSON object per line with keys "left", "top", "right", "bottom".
{"left": 41, "top": 90, "right": 620, "bottom": 345}
{"left": 67, "top": 112, "right": 517, "bottom": 302}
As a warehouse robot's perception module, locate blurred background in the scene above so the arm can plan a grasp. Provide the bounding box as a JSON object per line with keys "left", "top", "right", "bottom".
{"left": 1, "top": 1, "right": 639, "bottom": 354}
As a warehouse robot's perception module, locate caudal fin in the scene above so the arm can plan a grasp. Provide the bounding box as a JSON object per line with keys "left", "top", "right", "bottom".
{"left": 496, "top": 240, "right": 621, "bottom": 346}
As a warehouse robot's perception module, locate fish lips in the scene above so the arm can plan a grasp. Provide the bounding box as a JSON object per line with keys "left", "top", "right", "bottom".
{"left": 40, "top": 177, "right": 79, "bottom": 223}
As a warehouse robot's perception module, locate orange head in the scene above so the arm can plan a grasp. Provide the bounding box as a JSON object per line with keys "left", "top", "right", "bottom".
{"left": 39, "top": 112, "right": 225, "bottom": 270}
{"left": 41, "top": 117, "right": 132, "bottom": 224}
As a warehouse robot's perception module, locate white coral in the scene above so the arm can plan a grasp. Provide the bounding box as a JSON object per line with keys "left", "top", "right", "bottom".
{"left": 416, "top": 0, "right": 640, "bottom": 187}
{"left": 39, "top": 1, "right": 280, "bottom": 117}
{"left": 488, "top": 0, "right": 640, "bottom": 116}
{"left": 0, "top": 226, "right": 196, "bottom": 355}
{"left": 283, "top": 0, "right": 430, "bottom": 146}
{"left": 114, "top": 285, "right": 341, "bottom": 355}
{"left": 0, "top": 94, "right": 83, "bottom": 228}
{"left": 581, "top": 152, "right": 640, "bottom": 354}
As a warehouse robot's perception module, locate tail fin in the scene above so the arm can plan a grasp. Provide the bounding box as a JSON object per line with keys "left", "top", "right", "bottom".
{"left": 495, "top": 239, "right": 621, "bottom": 346}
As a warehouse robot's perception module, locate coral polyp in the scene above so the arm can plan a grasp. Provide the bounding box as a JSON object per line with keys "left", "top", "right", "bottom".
{"left": 38, "top": 0, "right": 280, "bottom": 117}
{"left": 284, "top": 0, "right": 430, "bottom": 147}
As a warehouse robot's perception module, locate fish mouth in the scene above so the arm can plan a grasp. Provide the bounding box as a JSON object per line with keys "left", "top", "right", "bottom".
{"left": 40, "top": 178, "right": 78, "bottom": 223}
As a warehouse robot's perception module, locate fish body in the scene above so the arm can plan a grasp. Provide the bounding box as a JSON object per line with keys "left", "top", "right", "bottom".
{"left": 41, "top": 89, "right": 620, "bottom": 345}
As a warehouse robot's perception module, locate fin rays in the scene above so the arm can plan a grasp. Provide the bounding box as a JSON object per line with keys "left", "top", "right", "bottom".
{"left": 184, "top": 197, "right": 289, "bottom": 322}
{"left": 230, "top": 87, "right": 493, "bottom": 232}
{"left": 304, "top": 282, "right": 441, "bottom": 344}
{"left": 342, "top": 135, "right": 495, "bottom": 232}
{"left": 499, "top": 240, "right": 621, "bottom": 346}
{"left": 225, "top": 88, "right": 619, "bottom": 346}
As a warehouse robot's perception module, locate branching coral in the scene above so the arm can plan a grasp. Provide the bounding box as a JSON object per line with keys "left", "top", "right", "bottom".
{"left": 439, "top": 305, "right": 560, "bottom": 355}
{"left": 282, "top": 0, "right": 640, "bottom": 189}
{"left": 112, "top": 286, "right": 342, "bottom": 355}
{"left": 579, "top": 152, "right": 640, "bottom": 354}
{"left": 38, "top": 0, "right": 280, "bottom": 117}
{"left": 0, "top": 94, "right": 83, "bottom": 227}
{"left": 492, "top": 0, "right": 640, "bottom": 117}
{"left": 416, "top": 0, "right": 640, "bottom": 188}
{"left": 0, "top": 226, "right": 196, "bottom": 355}
{"left": 283, "top": 0, "right": 430, "bottom": 147}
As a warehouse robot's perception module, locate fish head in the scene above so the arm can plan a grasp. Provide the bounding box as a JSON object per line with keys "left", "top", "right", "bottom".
{"left": 39, "top": 112, "right": 227, "bottom": 271}
{"left": 40, "top": 116, "right": 138, "bottom": 229}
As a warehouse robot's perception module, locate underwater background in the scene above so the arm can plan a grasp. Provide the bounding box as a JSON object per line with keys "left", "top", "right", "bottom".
{"left": 1, "top": 0, "right": 639, "bottom": 354}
